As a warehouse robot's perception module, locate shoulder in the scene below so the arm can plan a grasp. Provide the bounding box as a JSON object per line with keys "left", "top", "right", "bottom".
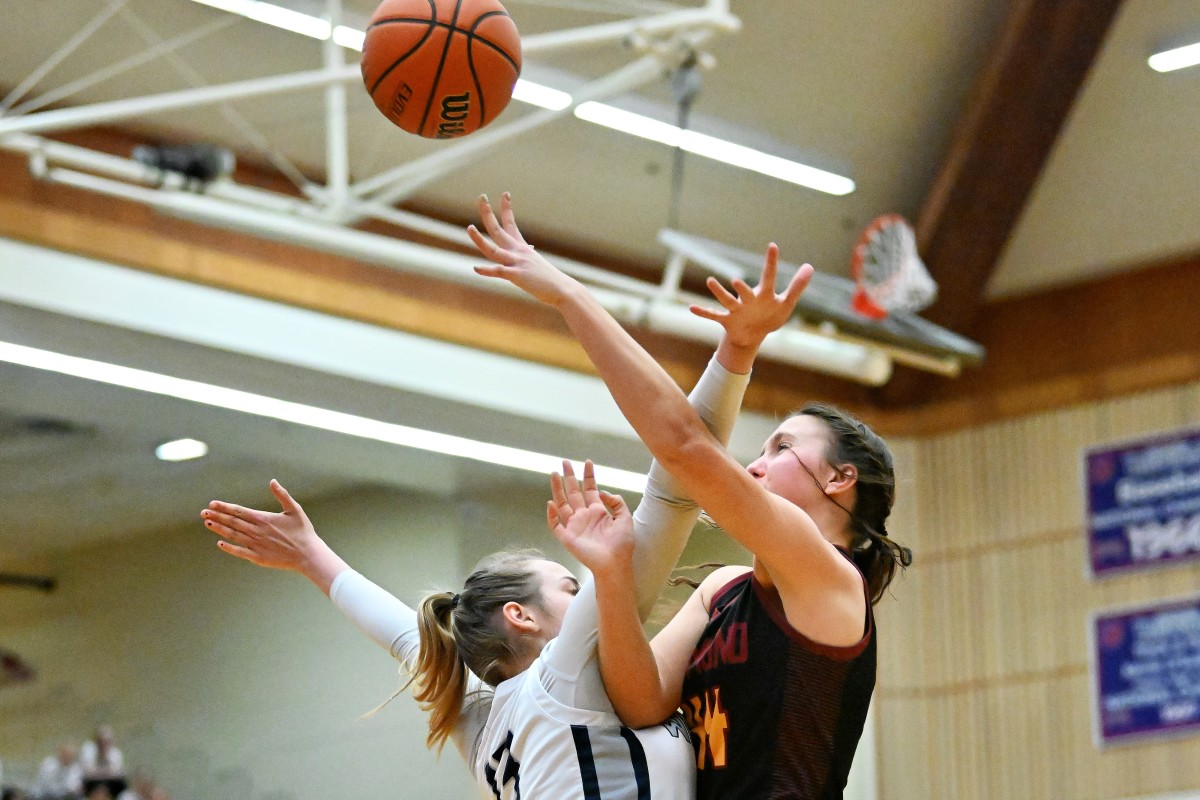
{"left": 697, "top": 565, "right": 752, "bottom": 612}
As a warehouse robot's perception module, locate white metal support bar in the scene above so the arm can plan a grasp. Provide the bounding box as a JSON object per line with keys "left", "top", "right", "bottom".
{"left": 518, "top": 4, "right": 739, "bottom": 54}
{"left": 32, "top": 162, "right": 891, "bottom": 385}
{"left": 322, "top": 0, "right": 350, "bottom": 217}
{"left": 349, "top": 53, "right": 678, "bottom": 213}
{"left": 0, "top": 64, "right": 360, "bottom": 136}
{"left": 0, "top": 0, "right": 129, "bottom": 113}
{"left": 9, "top": 16, "right": 237, "bottom": 117}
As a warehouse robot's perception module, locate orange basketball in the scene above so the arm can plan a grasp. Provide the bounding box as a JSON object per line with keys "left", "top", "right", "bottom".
{"left": 361, "top": 0, "right": 521, "bottom": 139}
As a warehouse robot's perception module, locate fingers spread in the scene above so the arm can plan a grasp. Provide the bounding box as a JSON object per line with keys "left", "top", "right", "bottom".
{"left": 581, "top": 460, "right": 600, "bottom": 505}
{"left": 549, "top": 471, "right": 568, "bottom": 510}
{"left": 215, "top": 540, "right": 259, "bottom": 564}
{"left": 784, "top": 263, "right": 814, "bottom": 303}
{"left": 478, "top": 195, "right": 515, "bottom": 247}
{"left": 201, "top": 510, "right": 254, "bottom": 538}
{"left": 760, "top": 242, "right": 779, "bottom": 288}
{"left": 689, "top": 304, "right": 725, "bottom": 323}
{"left": 269, "top": 479, "right": 299, "bottom": 513}
{"left": 730, "top": 277, "right": 753, "bottom": 300}
{"left": 560, "top": 460, "right": 585, "bottom": 509}
{"left": 498, "top": 192, "right": 525, "bottom": 243}
{"left": 468, "top": 226, "right": 517, "bottom": 266}
{"left": 207, "top": 500, "right": 254, "bottom": 518}
{"left": 706, "top": 276, "right": 738, "bottom": 308}
{"left": 600, "top": 491, "right": 629, "bottom": 517}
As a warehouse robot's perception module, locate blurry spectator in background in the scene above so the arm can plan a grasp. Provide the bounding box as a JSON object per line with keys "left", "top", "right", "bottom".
{"left": 79, "top": 728, "right": 122, "bottom": 786}
{"left": 114, "top": 773, "right": 154, "bottom": 800}
{"left": 32, "top": 744, "right": 83, "bottom": 800}
{"left": 3, "top": 788, "right": 31, "bottom": 800}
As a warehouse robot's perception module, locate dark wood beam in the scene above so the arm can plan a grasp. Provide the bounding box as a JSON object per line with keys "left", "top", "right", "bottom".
{"left": 876, "top": 0, "right": 1125, "bottom": 407}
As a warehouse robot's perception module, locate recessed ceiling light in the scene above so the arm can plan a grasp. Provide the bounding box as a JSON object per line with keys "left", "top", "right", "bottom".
{"left": 156, "top": 438, "right": 210, "bottom": 462}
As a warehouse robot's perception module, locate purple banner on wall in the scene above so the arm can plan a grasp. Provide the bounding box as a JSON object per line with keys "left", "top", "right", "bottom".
{"left": 1092, "top": 596, "right": 1200, "bottom": 747}
{"left": 1085, "top": 427, "right": 1200, "bottom": 576}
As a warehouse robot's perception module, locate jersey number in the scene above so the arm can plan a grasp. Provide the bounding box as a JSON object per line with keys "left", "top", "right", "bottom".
{"left": 684, "top": 686, "right": 729, "bottom": 769}
{"left": 485, "top": 731, "right": 521, "bottom": 799}
{"left": 571, "top": 725, "right": 651, "bottom": 800}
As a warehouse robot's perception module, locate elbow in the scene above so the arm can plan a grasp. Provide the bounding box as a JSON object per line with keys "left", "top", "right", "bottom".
{"left": 656, "top": 435, "right": 721, "bottom": 484}
{"left": 615, "top": 698, "right": 679, "bottom": 730}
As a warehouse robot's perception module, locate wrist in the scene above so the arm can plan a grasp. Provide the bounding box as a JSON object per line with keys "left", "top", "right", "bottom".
{"left": 550, "top": 276, "right": 588, "bottom": 310}
{"left": 716, "top": 337, "right": 763, "bottom": 374}
{"left": 301, "top": 539, "right": 350, "bottom": 594}
{"left": 592, "top": 547, "right": 635, "bottom": 584}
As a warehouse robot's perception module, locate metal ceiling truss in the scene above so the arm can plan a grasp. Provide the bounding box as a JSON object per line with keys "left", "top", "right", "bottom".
{"left": 0, "top": 0, "right": 980, "bottom": 385}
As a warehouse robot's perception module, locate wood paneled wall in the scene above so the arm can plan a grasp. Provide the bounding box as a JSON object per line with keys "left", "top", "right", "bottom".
{"left": 876, "top": 381, "right": 1200, "bottom": 799}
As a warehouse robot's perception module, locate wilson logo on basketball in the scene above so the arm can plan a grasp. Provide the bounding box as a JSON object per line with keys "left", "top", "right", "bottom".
{"left": 436, "top": 93, "right": 472, "bottom": 139}
{"left": 390, "top": 82, "right": 414, "bottom": 120}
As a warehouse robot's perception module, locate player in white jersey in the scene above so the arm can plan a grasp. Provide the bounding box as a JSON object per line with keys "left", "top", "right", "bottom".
{"left": 200, "top": 247, "right": 806, "bottom": 799}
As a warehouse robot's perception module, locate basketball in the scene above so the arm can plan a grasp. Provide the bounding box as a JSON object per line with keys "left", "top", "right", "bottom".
{"left": 361, "top": 0, "right": 522, "bottom": 139}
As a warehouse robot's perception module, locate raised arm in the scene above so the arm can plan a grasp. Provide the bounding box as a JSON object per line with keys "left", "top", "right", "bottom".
{"left": 202, "top": 482, "right": 489, "bottom": 758}
{"left": 202, "top": 480, "right": 349, "bottom": 594}
{"left": 627, "top": 238, "right": 818, "bottom": 616}
{"left": 202, "top": 482, "right": 420, "bottom": 658}
{"left": 468, "top": 194, "right": 855, "bottom": 610}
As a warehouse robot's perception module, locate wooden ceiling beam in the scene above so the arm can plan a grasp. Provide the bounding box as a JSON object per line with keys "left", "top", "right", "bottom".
{"left": 876, "top": 0, "right": 1126, "bottom": 408}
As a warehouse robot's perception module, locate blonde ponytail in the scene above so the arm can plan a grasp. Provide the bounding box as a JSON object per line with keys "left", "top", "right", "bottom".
{"left": 407, "top": 591, "right": 470, "bottom": 751}
{"left": 402, "top": 549, "right": 547, "bottom": 753}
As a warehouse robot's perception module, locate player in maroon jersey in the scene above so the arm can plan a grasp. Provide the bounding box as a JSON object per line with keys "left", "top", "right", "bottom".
{"left": 471, "top": 193, "right": 912, "bottom": 798}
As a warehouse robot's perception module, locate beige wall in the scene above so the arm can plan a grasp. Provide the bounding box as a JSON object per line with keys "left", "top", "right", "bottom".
{"left": 0, "top": 484, "right": 568, "bottom": 800}
{"left": 0, "top": 467, "right": 769, "bottom": 800}
{"left": 9, "top": 382, "right": 1200, "bottom": 800}
{"left": 876, "top": 380, "right": 1200, "bottom": 799}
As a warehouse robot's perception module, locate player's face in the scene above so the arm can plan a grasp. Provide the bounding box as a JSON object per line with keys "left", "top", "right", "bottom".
{"left": 746, "top": 414, "right": 843, "bottom": 509}
{"left": 529, "top": 558, "right": 582, "bottom": 638}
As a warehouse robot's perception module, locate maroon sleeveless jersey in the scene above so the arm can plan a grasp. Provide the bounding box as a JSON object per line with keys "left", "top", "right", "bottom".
{"left": 680, "top": 558, "right": 875, "bottom": 799}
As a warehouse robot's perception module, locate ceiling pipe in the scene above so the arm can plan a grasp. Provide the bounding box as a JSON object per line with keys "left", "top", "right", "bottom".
{"left": 0, "top": 63, "right": 360, "bottom": 136}
{"left": 32, "top": 163, "right": 892, "bottom": 385}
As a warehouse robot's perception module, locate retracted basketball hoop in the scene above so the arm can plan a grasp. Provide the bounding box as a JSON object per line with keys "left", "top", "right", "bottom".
{"left": 849, "top": 214, "right": 937, "bottom": 320}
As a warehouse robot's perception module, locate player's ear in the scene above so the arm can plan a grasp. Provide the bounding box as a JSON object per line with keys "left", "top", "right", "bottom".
{"left": 827, "top": 464, "right": 858, "bottom": 496}
{"left": 501, "top": 601, "right": 539, "bottom": 634}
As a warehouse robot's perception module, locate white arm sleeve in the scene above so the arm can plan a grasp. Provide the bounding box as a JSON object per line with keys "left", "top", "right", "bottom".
{"left": 329, "top": 568, "right": 490, "bottom": 762}
{"left": 540, "top": 357, "right": 750, "bottom": 706}
{"left": 631, "top": 356, "right": 749, "bottom": 619}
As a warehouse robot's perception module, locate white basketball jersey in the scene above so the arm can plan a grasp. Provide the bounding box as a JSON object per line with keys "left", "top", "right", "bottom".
{"left": 473, "top": 643, "right": 695, "bottom": 800}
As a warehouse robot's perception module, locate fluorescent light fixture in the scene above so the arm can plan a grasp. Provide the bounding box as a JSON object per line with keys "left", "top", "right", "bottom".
{"left": 512, "top": 79, "right": 573, "bottom": 111}
{"left": 332, "top": 24, "right": 365, "bottom": 51}
{"left": 187, "top": 1, "right": 568, "bottom": 107}
{"left": 1148, "top": 42, "right": 1200, "bottom": 73}
{"left": 574, "top": 101, "right": 855, "bottom": 195}
{"left": 190, "top": 0, "right": 330, "bottom": 39}
{"left": 0, "top": 341, "right": 646, "bottom": 493}
{"left": 156, "top": 438, "right": 210, "bottom": 461}
{"left": 185, "top": 0, "right": 850, "bottom": 193}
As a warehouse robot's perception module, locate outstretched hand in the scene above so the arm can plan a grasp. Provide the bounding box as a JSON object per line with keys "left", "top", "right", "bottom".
{"left": 468, "top": 193, "right": 578, "bottom": 306}
{"left": 545, "top": 460, "right": 633, "bottom": 578}
{"left": 691, "top": 243, "right": 813, "bottom": 351}
{"left": 201, "top": 480, "right": 342, "bottom": 590}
